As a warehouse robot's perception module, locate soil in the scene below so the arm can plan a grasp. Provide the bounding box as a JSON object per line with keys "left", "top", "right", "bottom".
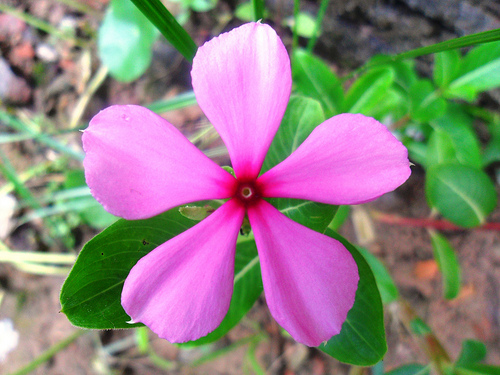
{"left": 0, "top": 0, "right": 499, "bottom": 374}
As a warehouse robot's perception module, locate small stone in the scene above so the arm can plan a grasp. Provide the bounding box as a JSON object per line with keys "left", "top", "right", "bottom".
{"left": 0, "top": 194, "right": 17, "bottom": 239}
{"left": 0, "top": 58, "right": 31, "bottom": 104}
{"left": 0, "top": 319, "right": 19, "bottom": 362}
{"left": 36, "top": 43, "right": 59, "bottom": 63}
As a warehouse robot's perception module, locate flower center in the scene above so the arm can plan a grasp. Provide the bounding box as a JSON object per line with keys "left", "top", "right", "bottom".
{"left": 234, "top": 181, "right": 261, "bottom": 207}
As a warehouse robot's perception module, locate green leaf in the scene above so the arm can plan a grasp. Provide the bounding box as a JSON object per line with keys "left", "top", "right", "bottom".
{"left": 262, "top": 95, "right": 325, "bottom": 173}
{"left": 483, "top": 135, "right": 500, "bottom": 166}
{"left": 235, "top": 1, "right": 254, "bottom": 21}
{"left": 368, "top": 88, "right": 408, "bottom": 122}
{"left": 429, "top": 231, "right": 461, "bottom": 300}
{"left": 344, "top": 67, "right": 394, "bottom": 115}
{"left": 409, "top": 317, "right": 432, "bottom": 336}
{"left": 483, "top": 120, "right": 500, "bottom": 166}
{"left": 328, "top": 204, "right": 351, "bottom": 231}
{"left": 129, "top": 0, "right": 197, "bottom": 62}
{"left": 60, "top": 207, "right": 197, "bottom": 328}
{"left": 98, "top": 0, "right": 159, "bottom": 82}
{"left": 425, "top": 129, "right": 458, "bottom": 168}
{"left": 433, "top": 50, "right": 461, "bottom": 89}
{"left": 284, "top": 12, "right": 319, "bottom": 38}
{"left": 455, "top": 364, "right": 500, "bottom": 375}
{"left": 292, "top": 49, "right": 344, "bottom": 117}
{"left": 426, "top": 164, "right": 497, "bottom": 228}
{"left": 182, "top": 237, "right": 263, "bottom": 346}
{"left": 409, "top": 79, "right": 447, "bottom": 123}
{"left": 357, "top": 247, "right": 399, "bottom": 304}
{"left": 363, "top": 29, "right": 500, "bottom": 72}
{"left": 367, "top": 57, "right": 417, "bottom": 90}
{"left": 190, "top": 0, "right": 217, "bottom": 12}
{"left": 431, "top": 106, "right": 482, "bottom": 169}
{"left": 269, "top": 197, "right": 337, "bottom": 233}
{"left": 404, "top": 139, "right": 428, "bottom": 167}
{"left": 456, "top": 340, "right": 487, "bottom": 366}
{"left": 447, "top": 41, "right": 500, "bottom": 101}
{"left": 63, "top": 170, "right": 117, "bottom": 229}
{"left": 385, "top": 364, "right": 430, "bottom": 375}
{"left": 262, "top": 95, "right": 337, "bottom": 233}
{"left": 320, "top": 230, "right": 386, "bottom": 366}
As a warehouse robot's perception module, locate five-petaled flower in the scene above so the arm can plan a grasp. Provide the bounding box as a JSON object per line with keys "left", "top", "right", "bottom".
{"left": 83, "top": 22, "right": 410, "bottom": 346}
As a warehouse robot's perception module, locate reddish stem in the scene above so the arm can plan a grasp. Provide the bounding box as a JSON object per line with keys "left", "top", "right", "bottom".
{"left": 371, "top": 211, "right": 500, "bottom": 231}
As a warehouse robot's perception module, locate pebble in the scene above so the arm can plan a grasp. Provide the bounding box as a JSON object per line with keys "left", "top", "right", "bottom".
{"left": 36, "top": 43, "right": 59, "bottom": 63}
{"left": 0, "top": 57, "right": 31, "bottom": 104}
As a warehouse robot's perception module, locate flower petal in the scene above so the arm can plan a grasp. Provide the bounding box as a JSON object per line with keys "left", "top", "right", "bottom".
{"left": 247, "top": 200, "right": 359, "bottom": 346}
{"left": 259, "top": 113, "right": 411, "bottom": 204}
{"left": 191, "top": 22, "right": 291, "bottom": 180}
{"left": 122, "top": 199, "right": 245, "bottom": 343}
{"left": 83, "top": 105, "right": 236, "bottom": 219}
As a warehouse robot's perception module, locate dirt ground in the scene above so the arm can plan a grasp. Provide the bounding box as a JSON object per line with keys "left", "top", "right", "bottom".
{"left": 1, "top": 0, "right": 500, "bottom": 374}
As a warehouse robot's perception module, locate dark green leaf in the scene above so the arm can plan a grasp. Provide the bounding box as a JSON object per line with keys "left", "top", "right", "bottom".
{"left": 320, "top": 230, "right": 386, "bottom": 366}
{"left": 60, "top": 207, "right": 197, "bottom": 328}
{"left": 292, "top": 50, "right": 344, "bottom": 117}
{"left": 344, "top": 67, "right": 394, "bottom": 115}
{"left": 456, "top": 340, "right": 487, "bottom": 366}
{"left": 409, "top": 80, "right": 447, "bottom": 123}
{"left": 433, "top": 50, "right": 461, "bottom": 89}
{"left": 130, "top": 0, "right": 197, "bottom": 62}
{"left": 262, "top": 95, "right": 336, "bottom": 233}
{"left": 426, "top": 164, "right": 498, "bottom": 228}
{"left": 429, "top": 231, "right": 461, "bottom": 300}
{"left": 357, "top": 247, "right": 399, "bottom": 304}
{"left": 269, "top": 197, "right": 337, "bottom": 233}
{"left": 262, "top": 95, "right": 324, "bottom": 173}
{"left": 98, "top": 0, "right": 158, "bottom": 82}
{"left": 447, "top": 41, "right": 500, "bottom": 101}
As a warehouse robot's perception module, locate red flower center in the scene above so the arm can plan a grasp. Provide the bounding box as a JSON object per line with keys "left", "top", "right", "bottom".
{"left": 233, "top": 180, "right": 261, "bottom": 207}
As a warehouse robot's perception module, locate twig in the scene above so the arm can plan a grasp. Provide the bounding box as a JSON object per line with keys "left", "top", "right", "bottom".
{"left": 371, "top": 210, "right": 500, "bottom": 231}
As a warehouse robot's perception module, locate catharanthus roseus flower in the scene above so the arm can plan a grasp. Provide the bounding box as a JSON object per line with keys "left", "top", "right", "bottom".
{"left": 83, "top": 22, "right": 410, "bottom": 346}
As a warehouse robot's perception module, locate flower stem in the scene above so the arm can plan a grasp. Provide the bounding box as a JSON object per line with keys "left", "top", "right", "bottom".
{"left": 371, "top": 210, "right": 500, "bottom": 231}
{"left": 306, "top": 0, "right": 330, "bottom": 53}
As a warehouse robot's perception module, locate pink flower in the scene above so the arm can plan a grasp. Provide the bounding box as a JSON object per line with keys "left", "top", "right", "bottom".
{"left": 83, "top": 22, "right": 410, "bottom": 346}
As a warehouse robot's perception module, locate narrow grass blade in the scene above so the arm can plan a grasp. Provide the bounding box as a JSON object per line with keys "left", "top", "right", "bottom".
{"left": 129, "top": 0, "right": 197, "bottom": 62}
